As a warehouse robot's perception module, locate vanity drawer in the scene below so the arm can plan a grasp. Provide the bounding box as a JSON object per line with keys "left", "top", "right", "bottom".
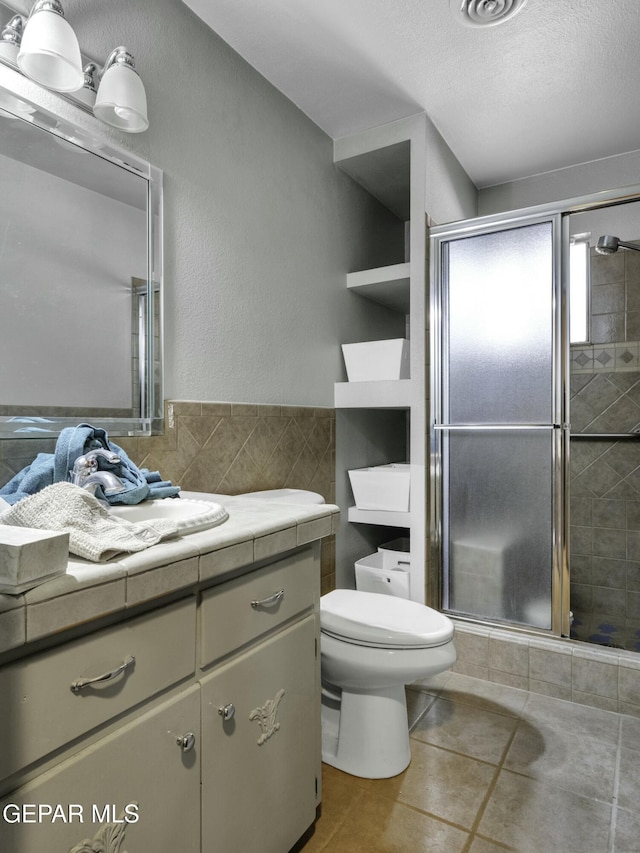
{"left": 200, "top": 546, "right": 318, "bottom": 667}
{"left": 0, "top": 596, "right": 196, "bottom": 783}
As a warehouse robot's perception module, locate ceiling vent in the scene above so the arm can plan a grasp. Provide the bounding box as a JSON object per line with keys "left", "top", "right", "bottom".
{"left": 451, "top": 0, "right": 528, "bottom": 27}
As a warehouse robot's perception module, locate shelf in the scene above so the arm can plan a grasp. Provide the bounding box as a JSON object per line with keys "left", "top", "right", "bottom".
{"left": 346, "top": 263, "right": 410, "bottom": 314}
{"left": 333, "top": 117, "right": 427, "bottom": 598}
{"left": 334, "top": 379, "right": 412, "bottom": 409}
{"left": 347, "top": 507, "right": 411, "bottom": 527}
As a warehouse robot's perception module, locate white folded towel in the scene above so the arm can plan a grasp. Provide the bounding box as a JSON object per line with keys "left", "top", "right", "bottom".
{"left": 0, "top": 482, "right": 179, "bottom": 562}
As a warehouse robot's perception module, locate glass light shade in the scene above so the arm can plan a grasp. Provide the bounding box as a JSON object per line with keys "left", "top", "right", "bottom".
{"left": 17, "top": 5, "right": 83, "bottom": 93}
{"left": 94, "top": 56, "right": 148, "bottom": 133}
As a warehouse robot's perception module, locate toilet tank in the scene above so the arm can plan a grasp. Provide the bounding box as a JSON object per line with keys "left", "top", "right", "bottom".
{"left": 236, "top": 489, "right": 325, "bottom": 505}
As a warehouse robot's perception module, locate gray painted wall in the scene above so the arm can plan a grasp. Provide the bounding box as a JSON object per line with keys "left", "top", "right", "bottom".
{"left": 21, "top": 0, "right": 406, "bottom": 408}
{"left": 478, "top": 149, "right": 640, "bottom": 216}
{"left": 424, "top": 115, "right": 477, "bottom": 224}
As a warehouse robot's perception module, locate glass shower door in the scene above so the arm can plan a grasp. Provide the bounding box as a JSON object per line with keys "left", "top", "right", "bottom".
{"left": 434, "top": 217, "right": 565, "bottom": 631}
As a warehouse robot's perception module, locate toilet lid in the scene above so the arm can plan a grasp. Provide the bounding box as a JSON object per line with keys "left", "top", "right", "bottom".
{"left": 320, "top": 590, "right": 454, "bottom": 649}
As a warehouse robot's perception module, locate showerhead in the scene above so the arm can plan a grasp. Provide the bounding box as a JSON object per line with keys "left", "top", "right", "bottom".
{"left": 595, "top": 235, "right": 640, "bottom": 255}
{"left": 596, "top": 235, "right": 620, "bottom": 255}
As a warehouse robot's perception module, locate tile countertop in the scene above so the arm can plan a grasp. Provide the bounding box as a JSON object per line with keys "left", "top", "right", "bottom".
{"left": 0, "top": 493, "right": 340, "bottom": 656}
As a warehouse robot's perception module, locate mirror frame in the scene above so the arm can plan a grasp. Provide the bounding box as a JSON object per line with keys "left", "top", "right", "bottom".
{"left": 0, "top": 64, "right": 164, "bottom": 439}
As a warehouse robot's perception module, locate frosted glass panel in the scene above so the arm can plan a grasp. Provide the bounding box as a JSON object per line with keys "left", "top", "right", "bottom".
{"left": 444, "top": 430, "right": 553, "bottom": 628}
{"left": 446, "top": 223, "right": 554, "bottom": 424}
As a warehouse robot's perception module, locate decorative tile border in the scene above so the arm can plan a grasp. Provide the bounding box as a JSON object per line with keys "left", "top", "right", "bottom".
{"left": 572, "top": 342, "right": 640, "bottom": 374}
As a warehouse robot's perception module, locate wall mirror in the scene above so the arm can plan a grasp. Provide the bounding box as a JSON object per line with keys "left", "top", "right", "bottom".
{"left": 0, "top": 67, "right": 163, "bottom": 439}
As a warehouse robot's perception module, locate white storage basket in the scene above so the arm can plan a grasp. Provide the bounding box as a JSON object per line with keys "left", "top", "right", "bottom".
{"left": 355, "top": 551, "right": 410, "bottom": 598}
{"left": 348, "top": 464, "right": 410, "bottom": 512}
{"left": 341, "top": 339, "right": 409, "bottom": 382}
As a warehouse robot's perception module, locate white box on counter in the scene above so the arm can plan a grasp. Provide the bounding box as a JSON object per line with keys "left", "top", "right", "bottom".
{"left": 0, "top": 526, "right": 69, "bottom": 594}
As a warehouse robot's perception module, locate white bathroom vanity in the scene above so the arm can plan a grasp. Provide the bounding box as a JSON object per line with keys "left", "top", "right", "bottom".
{"left": 0, "top": 494, "right": 338, "bottom": 852}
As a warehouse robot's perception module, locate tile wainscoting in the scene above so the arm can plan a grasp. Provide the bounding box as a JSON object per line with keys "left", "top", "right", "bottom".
{"left": 0, "top": 400, "right": 337, "bottom": 593}
{"left": 122, "top": 400, "right": 337, "bottom": 594}
{"left": 453, "top": 619, "right": 640, "bottom": 717}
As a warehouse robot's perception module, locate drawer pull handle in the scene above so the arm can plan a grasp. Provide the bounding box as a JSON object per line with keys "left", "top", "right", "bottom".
{"left": 177, "top": 732, "right": 196, "bottom": 753}
{"left": 70, "top": 655, "right": 135, "bottom": 694}
{"left": 251, "top": 588, "right": 285, "bottom": 609}
{"left": 218, "top": 703, "right": 236, "bottom": 721}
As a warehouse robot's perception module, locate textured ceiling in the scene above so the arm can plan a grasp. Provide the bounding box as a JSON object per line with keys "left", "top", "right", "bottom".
{"left": 183, "top": 0, "right": 640, "bottom": 188}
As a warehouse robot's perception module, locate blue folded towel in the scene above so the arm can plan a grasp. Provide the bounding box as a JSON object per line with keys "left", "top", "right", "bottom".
{"left": 0, "top": 453, "right": 56, "bottom": 503}
{"left": 0, "top": 423, "right": 180, "bottom": 506}
{"left": 141, "top": 470, "right": 180, "bottom": 499}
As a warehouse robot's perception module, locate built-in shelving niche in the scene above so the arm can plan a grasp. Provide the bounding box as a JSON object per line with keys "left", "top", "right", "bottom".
{"left": 333, "top": 119, "right": 426, "bottom": 601}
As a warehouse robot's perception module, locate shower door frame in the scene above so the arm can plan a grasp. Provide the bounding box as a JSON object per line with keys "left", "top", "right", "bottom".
{"left": 429, "top": 183, "right": 640, "bottom": 639}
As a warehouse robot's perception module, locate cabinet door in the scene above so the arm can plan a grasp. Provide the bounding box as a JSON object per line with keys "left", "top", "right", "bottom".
{"left": 201, "top": 615, "right": 318, "bottom": 853}
{"left": 0, "top": 685, "right": 200, "bottom": 853}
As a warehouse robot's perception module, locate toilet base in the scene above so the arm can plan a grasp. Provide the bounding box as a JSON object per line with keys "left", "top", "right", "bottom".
{"left": 321, "top": 683, "right": 411, "bottom": 778}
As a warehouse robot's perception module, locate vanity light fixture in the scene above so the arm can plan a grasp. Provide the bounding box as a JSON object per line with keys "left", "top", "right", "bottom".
{"left": 0, "top": 2, "right": 149, "bottom": 132}
{"left": 17, "top": 0, "right": 83, "bottom": 93}
{"left": 0, "top": 13, "right": 22, "bottom": 64}
{"left": 93, "top": 47, "right": 148, "bottom": 133}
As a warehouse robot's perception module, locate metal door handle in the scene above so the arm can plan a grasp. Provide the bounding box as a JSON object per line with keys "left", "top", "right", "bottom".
{"left": 218, "top": 703, "right": 236, "bottom": 721}
{"left": 250, "top": 589, "right": 285, "bottom": 609}
{"left": 70, "top": 655, "right": 135, "bottom": 694}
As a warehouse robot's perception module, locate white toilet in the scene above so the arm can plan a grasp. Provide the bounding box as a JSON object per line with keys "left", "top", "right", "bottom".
{"left": 216, "top": 488, "right": 455, "bottom": 778}
{"left": 320, "top": 589, "right": 456, "bottom": 778}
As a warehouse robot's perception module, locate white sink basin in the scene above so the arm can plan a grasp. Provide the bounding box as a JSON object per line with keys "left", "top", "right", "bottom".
{"left": 109, "top": 497, "right": 228, "bottom": 534}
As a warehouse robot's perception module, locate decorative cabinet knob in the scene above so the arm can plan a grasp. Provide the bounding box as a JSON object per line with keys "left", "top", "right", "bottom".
{"left": 177, "top": 732, "right": 196, "bottom": 753}
{"left": 218, "top": 703, "right": 236, "bottom": 721}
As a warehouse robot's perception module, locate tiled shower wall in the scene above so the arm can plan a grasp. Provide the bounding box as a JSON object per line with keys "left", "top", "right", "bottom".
{"left": 569, "top": 242, "right": 640, "bottom": 649}
{"left": 0, "top": 401, "right": 337, "bottom": 592}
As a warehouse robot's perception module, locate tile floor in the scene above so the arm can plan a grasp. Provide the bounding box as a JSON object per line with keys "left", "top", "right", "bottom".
{"left": 294, "top": 671, "right": 640, "bottom": 853}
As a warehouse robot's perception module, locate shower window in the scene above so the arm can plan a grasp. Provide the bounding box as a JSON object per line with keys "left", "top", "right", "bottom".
{"left": 569, "top": 235, "right": 590, "bottom": 344}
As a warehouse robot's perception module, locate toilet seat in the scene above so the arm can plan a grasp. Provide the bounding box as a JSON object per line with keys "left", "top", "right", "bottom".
{"left": 320, "top": 589, "right": 454, "bottom": 649}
